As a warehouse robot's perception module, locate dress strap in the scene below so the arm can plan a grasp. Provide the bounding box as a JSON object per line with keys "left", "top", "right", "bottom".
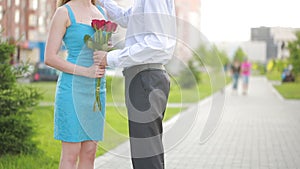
{"left": 96, "top": 5, "right": 107, "bottom": 20}
{"left": 64, "top": 4, "right": 76, "bottom": 24}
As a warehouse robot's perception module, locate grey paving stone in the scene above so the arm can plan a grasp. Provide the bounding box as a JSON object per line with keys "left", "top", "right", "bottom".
{"left": 95, "top": 77, "right": 300, "bottom": 169}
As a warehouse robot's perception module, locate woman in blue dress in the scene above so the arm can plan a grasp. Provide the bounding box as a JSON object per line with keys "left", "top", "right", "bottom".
{"left": 45, "top": 0, "right": 106, "bottom": 168}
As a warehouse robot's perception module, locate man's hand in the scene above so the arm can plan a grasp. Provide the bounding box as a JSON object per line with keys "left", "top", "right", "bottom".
{"left": 93, "top": 50, "right": 107, "bottom": 66}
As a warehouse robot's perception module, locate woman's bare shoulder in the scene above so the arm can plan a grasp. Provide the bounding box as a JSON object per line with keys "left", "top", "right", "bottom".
{"left": 54, "top": 6, "right": 69, "bottom": 17}
{"left": 51, "top": 5, "right": 70, "bottom": 26}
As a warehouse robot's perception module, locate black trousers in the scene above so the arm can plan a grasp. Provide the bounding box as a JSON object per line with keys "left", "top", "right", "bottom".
{"left": 124, "top": 65, "right": 170, "bottom": 169}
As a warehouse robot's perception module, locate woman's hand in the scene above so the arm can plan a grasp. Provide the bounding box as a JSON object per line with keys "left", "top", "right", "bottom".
{"left": 93, "top": 50, "right": 107, "bottom": 66}
{"left": 84, "top": 64, "right": 106, "bottom": 78}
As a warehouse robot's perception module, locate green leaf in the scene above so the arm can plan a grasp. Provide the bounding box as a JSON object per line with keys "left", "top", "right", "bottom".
{"left": 86, "top": 40, "right": 95, "bottom": 49}
{"left": 84, "top": 35, "right": 92, "bottom": 43}
{"left": 101, "top": 44, "right": 109, "bottom": 51}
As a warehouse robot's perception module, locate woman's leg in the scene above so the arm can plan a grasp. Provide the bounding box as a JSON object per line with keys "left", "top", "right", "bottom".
{"left": 232, "top": 76, "right": 237, "bottom": 89}
{"left": 232, "top": 74, "right": 239, "bottom": 93}
{"left": 243, "top": 76, "right": 249, "bottom": 94}
{"left": 59, "top": 142, "right": 81, "bottom": 169}
{"left": 78, "top": 141, "right": 98, "bottom": 169}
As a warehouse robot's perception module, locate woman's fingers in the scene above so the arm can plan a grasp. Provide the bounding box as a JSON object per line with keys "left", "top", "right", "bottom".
{"left": 94, "top": 65, "right": 106, "bottom": 78}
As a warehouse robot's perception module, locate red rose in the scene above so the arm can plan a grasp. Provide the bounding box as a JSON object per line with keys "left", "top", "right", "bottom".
{"left": 91, "top": 19, "right": 106, "bottom": 30}
{"left": 111, "top": 23, "right": 118, "bottom": 32}
{"left": 105, "top": 21, "right": 118, "bottom": 32}
{"left": 105, "top": 21, "right": 113, "bottom": 32}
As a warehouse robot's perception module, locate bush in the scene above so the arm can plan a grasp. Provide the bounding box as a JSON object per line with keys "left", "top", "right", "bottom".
{"left": 288, "top": 31, "right": 300, "bottom": 78}
{"left": 0, "top": 40, "right": 41, "bottom": 155}
{"left": 252, "top": 62, "right": 266, "bottom": 75}
{"left": 177, "top": 60, "right": 201, "bottom": 89}
{"left": 0, "top": 43, "right": 15, "bottom": 89}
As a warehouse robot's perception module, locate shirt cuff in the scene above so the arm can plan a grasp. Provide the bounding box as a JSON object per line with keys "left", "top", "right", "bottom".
{"left": 107, "top": 49, "right": 121, "bottom": 68}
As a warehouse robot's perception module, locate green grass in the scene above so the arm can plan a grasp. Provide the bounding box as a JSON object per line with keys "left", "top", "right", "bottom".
{"left": 0, "top": 105, "right": 182, "bottom": 169}
{"left": 274, "top": 82, "right": 300, "bottom": 99}
{"left": 0, "top": 106, "right": 59, "bottom": 169}
{"left": 266, "top": 71, "right": 281, "bottom": 81}
{"left": 266, "top": 71, "right": 300, "bottom": 99}
{"left": 30, "top": 106, "right": 60, "bottom": 161}
{"left": 168, "top": 84, "right": 211, "bottom": 103}
{"left": 29, "top": 82, "right": 57, "bottom": 102}
{"left": 27, "top": 73, "right": 227, "bottom": 104}
{"left": 0, "top": 154, "right": 57, "bottom": 169}
{"left": 164, "top": 107, "right": 184, "bottom": 121}
{"left": 1, "top": 73, "right": 222, "bottom": 168}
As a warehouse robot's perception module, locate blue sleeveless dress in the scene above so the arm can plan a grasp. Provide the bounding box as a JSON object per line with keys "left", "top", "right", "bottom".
{"left": 54, "top": 4, "right": 106, "bottom": 142}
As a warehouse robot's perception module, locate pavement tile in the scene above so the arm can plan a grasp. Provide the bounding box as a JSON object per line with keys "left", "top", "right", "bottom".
{"left": 95, "top": 77, "right": 300, "bottom": 169}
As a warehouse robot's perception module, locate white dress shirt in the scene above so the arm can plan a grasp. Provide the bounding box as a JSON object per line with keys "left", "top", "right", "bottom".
{"left": 98, "top": 0, "right": 177, "bottom": 68}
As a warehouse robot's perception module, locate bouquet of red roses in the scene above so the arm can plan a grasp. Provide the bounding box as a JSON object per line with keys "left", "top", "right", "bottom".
{"left": 84, "top": 19, "right": 117, "bottom": 112}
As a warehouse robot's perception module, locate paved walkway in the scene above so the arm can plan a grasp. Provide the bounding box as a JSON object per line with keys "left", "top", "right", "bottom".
{"left": 95, "top": 77, "right": 300, "bottom": 169}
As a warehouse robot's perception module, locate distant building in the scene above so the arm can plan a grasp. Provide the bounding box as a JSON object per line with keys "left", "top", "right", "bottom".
{"left": 240, "top": 41, "right": 267, "bottom": 63}
{"left": 216, "top": 27, "right": 299, "bottom": 64}
{"left": 176, "top": 0, "right": 201, "bottom": 30}
{"left": 251, "top": 27, "right": 298, "bottom": 61}
{"left": 215, "top": 41, "right": 267, "bottom": 63}
{"left": 0, "top": 0, "right": 56, "bottom": 41}
{"left": 0, "top": 0, "right": 56, "bottom": 63}
{"left": 1, "top": 0, "right": 202, "bottom": 65}
{"left": 174, "top": 0, "right": 202, "bottom": 65}
{"left": 165, "top": 0, "right": 201, "bottom": 74}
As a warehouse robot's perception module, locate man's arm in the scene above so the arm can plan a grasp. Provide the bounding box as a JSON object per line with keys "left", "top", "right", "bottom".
{"left": 105, "top": 0, "right": 177, "bottom": 68}
{"left": 98, "top": 0, "right": 132, "bottom": 27}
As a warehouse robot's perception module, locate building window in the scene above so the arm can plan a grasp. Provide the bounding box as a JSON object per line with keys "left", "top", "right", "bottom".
{"left": 15, "top": 27, "right": 19, "bottom": 38}
{"left": 39, "top": 0, "right": 46, "bottom": 11}
{"left": 15, "top": 0, "right": 20, "bottom": 6}
{"left": 0, "top": 6, "right": 2, "bottom": 20}
{"left": 15, "top": 10, "right": 20, "bottom": 23}
{"left": 38, "top": 16, "right": 44, "bottom": 26}
{"left": 30, "top": 0, "right": 38, "bottom": 10}
{"left": 21, "top": 0, "right": 26, "bottom": 9}
{"left": 7, "top": 0, "right": 11, "bottom": 7}
{"left": 28, "top": 30, "right": 37, "bottom": 40}
{"left": 38, "top": 16, "right": 45, "bottom": 33}
{"left": 29, "top": 14, "right": 37, "bottom": 27}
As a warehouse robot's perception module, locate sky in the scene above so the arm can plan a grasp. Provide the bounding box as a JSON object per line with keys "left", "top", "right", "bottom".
{"left": 200, "top": 0, "right": 300, "bottom": 42}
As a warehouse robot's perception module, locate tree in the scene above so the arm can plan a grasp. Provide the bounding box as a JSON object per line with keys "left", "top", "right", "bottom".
{"left": 233, "top": 47, "right": 246, "bottom": 62}
{"left": 288, "top": 31, "right": 300, "bottom": 77}
{"left": 179, "top": 44, "right": 230, "bottom": 89}
{"left": 0, "top": 38, "right": 41, "bottom": 155}
{"left": 214, "top": 47, "right": 230, "bottom": 66}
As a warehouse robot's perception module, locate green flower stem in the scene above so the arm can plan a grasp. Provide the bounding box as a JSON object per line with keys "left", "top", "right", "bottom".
{"left": 99, "top": 30, "right": 103, "bottom": 46}
{"left": 93, "top": 77, "right": 102, "bottom": 112}
{"left": 92, "top": 30, "right": 110, "bottom": 112}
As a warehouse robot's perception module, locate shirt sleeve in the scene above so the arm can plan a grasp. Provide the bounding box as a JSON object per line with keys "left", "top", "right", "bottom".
{"left": 106, "top": 0, "right": 177, "bottom": 68}
{"left": 98, "top": 0, "right": 132, "bottom": 27}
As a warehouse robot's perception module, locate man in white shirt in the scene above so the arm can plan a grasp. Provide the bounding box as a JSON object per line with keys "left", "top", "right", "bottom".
{"left": 94, "top": 1, "right": 176, "bottom": 168}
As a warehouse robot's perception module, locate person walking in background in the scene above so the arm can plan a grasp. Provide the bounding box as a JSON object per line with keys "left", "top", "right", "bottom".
{"left": 94, "top": 0, "right": 176, "bottom": 168}
{"left": 241, "top": 57, "right": 252, "bottom": 95}
{"left": 44, "top": 0, "right": 107, "bottom": 168}
{"left": 230, "top": 60, "right": 241, "bottom": 94}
